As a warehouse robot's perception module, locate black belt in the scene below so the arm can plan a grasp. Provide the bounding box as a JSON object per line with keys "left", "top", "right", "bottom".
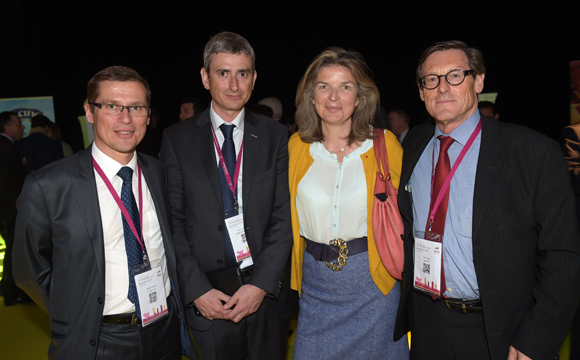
{"left": 414, "top": 288, "right": 483, "bottom": 314}
{"left": 304, "top": 237, "right": 368, "bottom": 261}
{"left": 102, "top": 312, "right": 141, "bottom": 325}
{"left": 239, "top": 265, "right": 254, "bottom": 279}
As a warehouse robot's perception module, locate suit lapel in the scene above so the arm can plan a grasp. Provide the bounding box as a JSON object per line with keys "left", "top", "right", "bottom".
{"left": 138, "top": 154, "right": 176, "bottom": 269}
{"left": 195, "top": 111, "right": 223, "bottom": 207}
{"left": 472, "top": 117, "right": 504, "bottom": 242}
{"left": 241, "top": 111, "right": 260, "bottom": 211}
{"left": 71, "top": 147, "right": 106, "bottom": 283}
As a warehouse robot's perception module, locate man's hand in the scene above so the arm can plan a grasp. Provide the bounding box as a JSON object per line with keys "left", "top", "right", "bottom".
{"left": 508, "top": 346, "right": 532, "bottom": 360}
{"left": 223, "top": 284, "right": 267, "bottom": 323}
{"left": 193, "top": 288, "right": 232, "bottom": 320}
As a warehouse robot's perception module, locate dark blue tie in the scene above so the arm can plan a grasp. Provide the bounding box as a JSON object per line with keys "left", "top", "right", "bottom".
{"left": 117, "top": 166, "right": 148, "bottom": 317}
{"left": 218, "top": 124, "right": 239, "bottom": 267}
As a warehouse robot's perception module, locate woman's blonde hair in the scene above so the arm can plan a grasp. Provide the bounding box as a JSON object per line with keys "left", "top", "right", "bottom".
{"left": 295, "top": 47, "right": 379, "bottom": 144}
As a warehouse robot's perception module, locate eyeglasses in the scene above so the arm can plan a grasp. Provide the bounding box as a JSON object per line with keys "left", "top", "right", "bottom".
{"left": 420, "top": 69, "right": 475, "bottom": 90}
{"left": 89, "top": 103, "right": 149, "bottom": 117}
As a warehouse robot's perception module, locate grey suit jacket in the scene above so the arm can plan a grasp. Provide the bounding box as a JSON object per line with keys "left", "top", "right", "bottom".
{"left": 394, "top": 115, "right": 580, "bottom": 359}
{"left": 13, "top": 146, "right": 184, "bottom": 359}
{"left": 160, "top": 108, "right": 296, "bottom": 331}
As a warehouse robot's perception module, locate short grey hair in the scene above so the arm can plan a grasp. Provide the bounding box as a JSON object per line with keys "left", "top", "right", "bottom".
{"left": 203, "top": 32, "right": 256, "bottom": 72}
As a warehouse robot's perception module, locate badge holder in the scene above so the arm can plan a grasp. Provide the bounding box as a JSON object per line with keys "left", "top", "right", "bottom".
{"left": 413, "top": 231, "right": 443, "bottom": 298}
{"left": 225, "top": 214, "right": 254, "bottom": 269}
{"left": 134, "top": 260, "right": 169, "bottom": 327}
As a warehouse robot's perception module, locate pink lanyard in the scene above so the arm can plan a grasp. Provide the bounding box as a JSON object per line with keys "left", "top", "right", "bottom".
{"left": 428, "top": 120, "right": 482, "bottom": 232}
{"left": 92, "top": 157, "right": 148, "bottom": 263}
{"left": 211, "top": 124, "right": 243, "bottom": 210}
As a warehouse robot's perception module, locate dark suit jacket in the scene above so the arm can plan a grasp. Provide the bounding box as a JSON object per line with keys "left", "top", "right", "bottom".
{"left": 13, "top": 147, "right": 186, "bottom": 359}
{"left": 160, "top": 108, "right": 296, "bottom": 331}
{"left": 15, "top": 131, "right": 63, "bottom": 172}
{"left": 0, "top": 135, "right": 25, "bottom": 221}
{"left": 394, "top": 115, "right": 580, "bottom": 359}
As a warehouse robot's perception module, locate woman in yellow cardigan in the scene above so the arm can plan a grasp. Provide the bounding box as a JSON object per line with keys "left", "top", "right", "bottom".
{"left": 289, "top": 47, "right": 409, "bottom": 359}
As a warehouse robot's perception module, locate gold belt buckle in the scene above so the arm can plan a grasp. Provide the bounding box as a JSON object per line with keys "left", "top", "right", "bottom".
{"left": 325, "top": 238, "right": 349, "bottom": 271}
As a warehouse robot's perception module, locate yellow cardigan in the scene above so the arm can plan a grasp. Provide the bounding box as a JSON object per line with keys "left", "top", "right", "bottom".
{"left": 288, "top": 130, "right": 403, "bottom": 296}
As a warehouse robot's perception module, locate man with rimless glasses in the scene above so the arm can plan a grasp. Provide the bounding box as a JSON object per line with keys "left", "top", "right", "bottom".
{"left": 394, "top": 41, "right": 580, "bottom": 359}
{"left": 13, "top": 66, "right": 190, "bottom": 359}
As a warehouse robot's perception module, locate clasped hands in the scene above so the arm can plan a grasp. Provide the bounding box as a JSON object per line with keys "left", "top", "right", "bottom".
{"left": 193, "top": 284, "right": 267, "bottom": 323}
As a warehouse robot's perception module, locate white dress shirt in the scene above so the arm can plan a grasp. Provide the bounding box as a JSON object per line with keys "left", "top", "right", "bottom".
{"left": 297, "top": 139, "right": 373, "bottom": 244}
{"left": 92, "top": 144, "right": 170, "bottom": 315}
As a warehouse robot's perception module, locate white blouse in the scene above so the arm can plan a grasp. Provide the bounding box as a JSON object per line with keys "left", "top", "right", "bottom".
{"left": 297, "top": 139, "right": 373, "bottom": 244}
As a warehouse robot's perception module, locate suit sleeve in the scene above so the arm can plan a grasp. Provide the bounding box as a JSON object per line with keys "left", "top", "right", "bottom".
{"left": 245, "top": 128, "right": 292, "bottom": 297}
{"left": 511, "top": 140, "right": 580, "bottom": 358}
{"left": 12, "top": 175, "right": 53, "bottom": 313}
{"left": 560, "top": 125, "right": 580, "bottom": 195}
{"left": 160, "top": 130, "right": 214, "bottom": 303}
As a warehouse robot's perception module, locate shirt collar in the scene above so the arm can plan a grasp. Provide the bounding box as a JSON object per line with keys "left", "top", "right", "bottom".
{"left": 434, "top": 110, "right": 481, "bottom": 146}
{"left": 209, "top": 101, "right": 245, "bottom": 132}
{"left": 91, "top": 143, "right": 138, "bottom": 181}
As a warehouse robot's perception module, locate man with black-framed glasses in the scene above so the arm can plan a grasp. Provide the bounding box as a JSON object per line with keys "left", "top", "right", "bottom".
{"left": 394, "top": 40, "right": 580, "bottom": 360}
{"left": 13, "top": 66, "right": 194, "bottom": 359}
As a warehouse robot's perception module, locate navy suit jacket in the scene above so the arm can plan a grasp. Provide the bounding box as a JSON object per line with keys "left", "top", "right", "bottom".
{"left": 160, "top": 108, "right": 297, "bottom": 331}
{"left": 0, "top": 135, "right": 25, "bottom": 220}
{"left": 15, "top": 132, "right": 63, "bottom": 172}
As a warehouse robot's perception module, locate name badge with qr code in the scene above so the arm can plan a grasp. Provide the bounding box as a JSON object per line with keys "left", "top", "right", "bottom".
{"left": 225, "top": 214, "right": 253, "bottom": 267}
{"left": 135, "top": 265, "right": 168, "bottom": 327}
{"left": 413, "top": 232, "right": 443, "bottom": 298}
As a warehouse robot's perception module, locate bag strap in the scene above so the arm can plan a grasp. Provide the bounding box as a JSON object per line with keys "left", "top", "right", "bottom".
{"left": 373, "top": 128, "right": 390, "bottom": 180}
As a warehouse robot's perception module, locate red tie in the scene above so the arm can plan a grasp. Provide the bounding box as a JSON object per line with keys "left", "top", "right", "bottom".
{"left": 426, "top": 135, "right": 454, "bottom": 298}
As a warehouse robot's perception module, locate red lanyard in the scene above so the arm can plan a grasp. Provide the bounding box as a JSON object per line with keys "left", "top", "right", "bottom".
{"left": 428, "top": 120, "right": 482, "bottom": 232}
{"left": 211, "top": 124, "right": 243, "bottom": 209}
{"left": 92, "top": 157, "right": 147, "bottom": 259}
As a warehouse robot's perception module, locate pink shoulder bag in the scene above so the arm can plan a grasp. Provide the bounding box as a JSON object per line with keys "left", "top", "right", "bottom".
{"left": 372, "top": 128, "right": 404, "bottom": 280}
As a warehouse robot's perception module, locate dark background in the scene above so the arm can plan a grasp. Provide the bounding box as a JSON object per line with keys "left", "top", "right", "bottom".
{"left": 1, "top": 1, "right": 578, "bottom": 152}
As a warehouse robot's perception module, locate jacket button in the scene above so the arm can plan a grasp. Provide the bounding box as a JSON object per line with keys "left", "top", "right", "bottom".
{"left": 97, "top": 297, "right": 102, "bottom": 304}
{"left": 218, "top": 225, "right": 224, "bottom": 231}
{"left": 400, "top": 234, "right": 404, "bottom": 240}
{"left": 90, "top": 339, "right": 96, "bottom": 346}
{"left": 217, "top": 259, "right": 223, "bottom": 265}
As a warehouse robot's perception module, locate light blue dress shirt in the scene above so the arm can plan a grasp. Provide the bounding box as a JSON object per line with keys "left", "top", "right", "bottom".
{"left": 410, "top": 111, "right": 481, "bottom": 300}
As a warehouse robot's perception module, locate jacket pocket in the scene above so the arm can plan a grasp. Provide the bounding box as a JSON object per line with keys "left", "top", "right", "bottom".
{"left": 253, "top": 168, "right": 275, "bottom": 184}
{"left": 50, "top": 318, "right": 68, "bottom": 339}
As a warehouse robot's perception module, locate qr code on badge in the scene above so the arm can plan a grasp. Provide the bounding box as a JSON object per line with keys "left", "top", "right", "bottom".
{"left": 241, "top": 233, "right": 247, "bottom": 243}
{"left": 149, "top": 291, "right": 157, "bottom": 304}
{"left": 422, "top": 262, "right": 430, "bottom": 274}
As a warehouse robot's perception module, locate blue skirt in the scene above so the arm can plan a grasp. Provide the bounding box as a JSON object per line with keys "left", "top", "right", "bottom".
{"left": 293, "top": 251, "right": 409, "bottom": 360}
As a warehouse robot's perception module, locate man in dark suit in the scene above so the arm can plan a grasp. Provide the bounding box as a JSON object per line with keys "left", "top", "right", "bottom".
{"left": 15, "top": 114, "right": 63, "bottom": 173}
{"left": 394, "top": 41, "right": 580, "bottom": 360}
{"left": 161, "top": 32, "right": 296, "bottom": 360}
{"left": 0, "top": 111, "right": 28, "bottom": 306}
{"left": 13, "top": 66, "right": 185, "bottom": 359}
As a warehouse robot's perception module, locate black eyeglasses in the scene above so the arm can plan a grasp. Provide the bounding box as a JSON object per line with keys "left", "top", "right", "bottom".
{"left": 89, "top": 103, "right": 149, "bottom": 117}
{"left": 420, "top": 69, "right": 475, "bottom": 89}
